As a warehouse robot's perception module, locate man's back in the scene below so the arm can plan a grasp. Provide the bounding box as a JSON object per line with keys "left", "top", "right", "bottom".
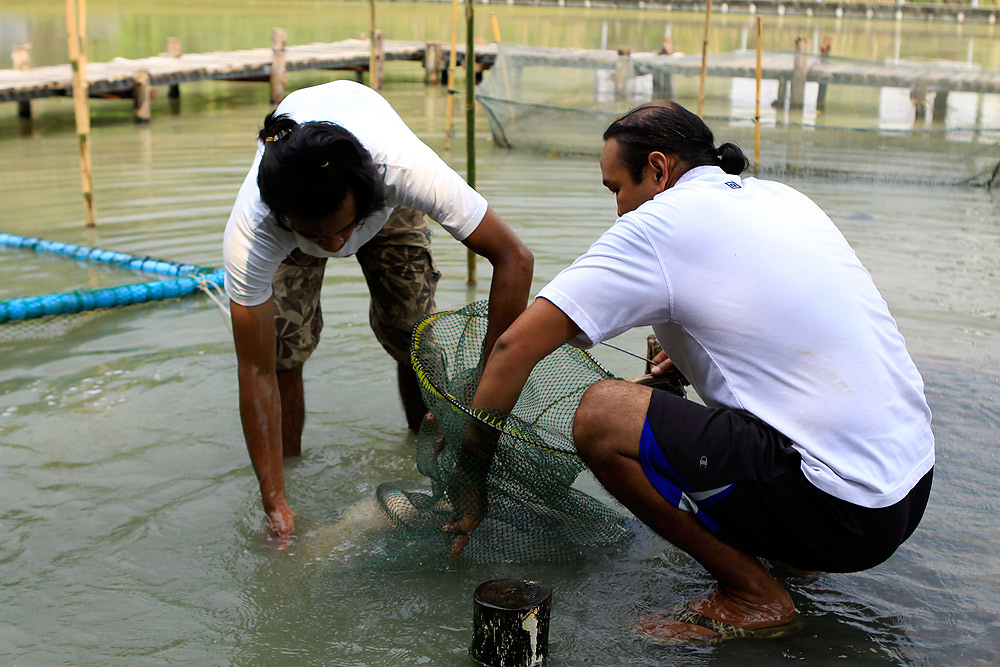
{"left": 541, "top": 165, "right": 934, "bottom": 508}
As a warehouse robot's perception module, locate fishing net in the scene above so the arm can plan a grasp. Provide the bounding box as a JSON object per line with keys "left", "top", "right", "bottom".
{"left": 477, "top": 44, "right": 1000, "bottom": 186}
{"left": 374, "top": 300, "right": 637, "bottom": 564}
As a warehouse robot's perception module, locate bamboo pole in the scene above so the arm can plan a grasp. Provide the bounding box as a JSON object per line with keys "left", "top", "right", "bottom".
{"left": 270, "top": 28, "right": 288, "bottom": 103}
{"left": 465, "top": 0, "right": 476, "bottom": 285}
{"left": 65, "top": 0, "right": 96, "bottom": 228}
{"left": 754, "top": 16, "right": 762, "bottom": 175}
{"left": 444, "top": 0, "right": 460, "bottom": 147}
{"left": 490, "top": 13, "right": 501, "bottom": 42}
{"left": 368, "top": 0, "right": 380, "bottom": 90}
{"left": 490, "top": 13, "right": 515, "bottom": 122}
{"left": 489, "top": 13, "right": 513, "bottom": 105}
{"left": 697, "top": 0, "right": 713, "bottom": 117}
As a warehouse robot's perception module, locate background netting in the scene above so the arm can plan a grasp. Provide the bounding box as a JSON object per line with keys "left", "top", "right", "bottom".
{"left": 477, "top": 44, "right": 1000, "bottom": 187}
{"left": 373, "top": 300, "right": 635, "bottom": 564}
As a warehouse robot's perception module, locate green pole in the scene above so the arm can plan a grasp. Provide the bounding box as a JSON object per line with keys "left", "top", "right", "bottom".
{"left": 465, "top": 0, "right": 477, "bottom": 284}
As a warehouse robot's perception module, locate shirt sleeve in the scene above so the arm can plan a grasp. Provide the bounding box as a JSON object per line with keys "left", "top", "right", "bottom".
{"left": 536, "top": 217, "right": 672, "bottom": 348}
{"left": 222, "top": 151, "right": 297, "bottom": 307}
{"left": 382, "top": 142, "right": 488, "bottom": 241}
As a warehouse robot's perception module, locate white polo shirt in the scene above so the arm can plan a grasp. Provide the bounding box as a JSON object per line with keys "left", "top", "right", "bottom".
{"left": 538, "top": 166, "right": 934, "bottom": 509}
{"left": 223, "top": 80, "right": 488, "bottom": 307}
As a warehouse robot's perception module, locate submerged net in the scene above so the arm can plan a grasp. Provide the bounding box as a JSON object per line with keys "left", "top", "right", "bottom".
{"left": 374, "top": 300, "right": 634, "bottom": 564}
{"left": 477, "top": 44, "right": 1000, "bottom": 187}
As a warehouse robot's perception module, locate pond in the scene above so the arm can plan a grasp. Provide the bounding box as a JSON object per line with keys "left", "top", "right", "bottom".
{"left": 1, "top": 2, "right": 998, "bottom": 665}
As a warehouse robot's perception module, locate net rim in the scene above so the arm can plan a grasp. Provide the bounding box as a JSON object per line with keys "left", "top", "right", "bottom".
{"left": 409, "top": 305, "right": 614, "bottom": 459}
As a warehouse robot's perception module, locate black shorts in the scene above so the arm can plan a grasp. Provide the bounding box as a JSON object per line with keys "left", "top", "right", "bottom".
{"left": 639, "top": 389, "right": 933, "bottom": 573}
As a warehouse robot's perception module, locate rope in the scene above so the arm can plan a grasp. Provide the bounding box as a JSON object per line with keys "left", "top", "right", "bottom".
{"left": 195, "top": 270, "right": 232, "bottom": 332}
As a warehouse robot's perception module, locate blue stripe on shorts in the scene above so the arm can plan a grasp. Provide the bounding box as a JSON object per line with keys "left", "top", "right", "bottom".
{"left": 638, "top": 418, "right": 734, "bottom": 534}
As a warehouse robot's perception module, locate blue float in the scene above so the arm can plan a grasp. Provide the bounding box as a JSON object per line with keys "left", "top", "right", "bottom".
{"left": 0, "top": 232, "right": 226, "bottom": 325}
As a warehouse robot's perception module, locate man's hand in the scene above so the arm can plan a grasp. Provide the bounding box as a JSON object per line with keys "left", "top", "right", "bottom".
{"left": 232, "top": 299, "right": 296, "bottom": 547}
{"left": 649, "top": 350, "right": 689, "bottom": 385}
{"left": 442, "top": 454, "right": 489, "bottom": 557}
{"left": 265, "top": 500, "right": 295, "bottom": 549}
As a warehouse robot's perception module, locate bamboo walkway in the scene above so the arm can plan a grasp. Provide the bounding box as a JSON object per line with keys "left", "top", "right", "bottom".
{"left": 1, "top": 38, "right": 497, "bottom": 121}
{"left": 5, "top": 38, "right": 1000, "bottom": 123}
{"left": 495, "top": 44, "right": 1000, "bottom": 117}
{"left": 500, "top": 46, "right": 1000, "bottom": 95}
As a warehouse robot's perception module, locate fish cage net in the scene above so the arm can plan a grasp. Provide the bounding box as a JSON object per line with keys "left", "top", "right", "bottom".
{"left": 374, "top": 300, "right": 634, "bottom": 564}
{"left": 477, "top": 44, "right": 1000, "bottom": 187}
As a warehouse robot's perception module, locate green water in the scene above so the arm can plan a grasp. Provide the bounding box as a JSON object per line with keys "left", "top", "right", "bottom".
{"left": 1, "top": 2, "right": 999, "bottom": 665}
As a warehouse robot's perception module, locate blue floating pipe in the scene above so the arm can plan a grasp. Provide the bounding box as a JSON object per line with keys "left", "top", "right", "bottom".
{"left": 0, "top": 232, "right": 226, "bottom": 325}
{"left": 0, "top": 270, "right": 226, "bottom": 324}
{"left": 0, "top": 232, "right": 203, "bottom": 278}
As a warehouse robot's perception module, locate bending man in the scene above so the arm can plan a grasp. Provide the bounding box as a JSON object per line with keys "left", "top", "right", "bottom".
{"left": 223, "top": 80, "right": 533, "bottom": 544}
{"left": 447, "top": 103, "right": 933, "bottom": 643}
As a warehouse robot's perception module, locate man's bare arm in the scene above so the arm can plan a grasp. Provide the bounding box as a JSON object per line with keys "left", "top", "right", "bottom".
{"left": 230, "top": 298, "right": 294, "bottom": 543}
{"left": 460, "top": 206, "right": 534, "bottom": 361}
{"left": 444, "top": 298, "right": 581, "bottom": 555}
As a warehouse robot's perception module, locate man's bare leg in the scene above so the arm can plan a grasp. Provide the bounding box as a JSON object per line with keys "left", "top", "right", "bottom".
{"left": 398, "top": 359, "right": 429, "bottom": 433}
{"left": 573, "top": 380, "right": 796, "bottom": 641}
{"left": 276, "top": 365, "right": 304, "bottom": 457}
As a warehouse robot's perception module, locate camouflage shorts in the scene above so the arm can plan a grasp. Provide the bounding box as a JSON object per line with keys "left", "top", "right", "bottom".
{"left": 272, "top": 206, "right": 441, "bottom": 371}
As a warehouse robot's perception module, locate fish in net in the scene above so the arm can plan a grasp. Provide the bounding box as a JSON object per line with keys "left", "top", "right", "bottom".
{"left": 375, "top": 300, "right": 637, "bottom": 564}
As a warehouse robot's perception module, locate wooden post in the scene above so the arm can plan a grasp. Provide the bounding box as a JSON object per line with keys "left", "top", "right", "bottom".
{"left": 932, "top": 90, "right": 948, "bottom": 123}
{"left": 653, "top": 35, "right": 673, "bottom": 100}
{"left": 652, "top": 69, "right": 673, "bottom": 100}
{"left": 816, "top": 36, "right": 832, "bottom": 113}
{"left": 465, "top": 0, "right": 477, "bottom": 285}
{"left": 424, "top": 42, "right": 442, "bottom": 85}
{"left": 368, "top": 0, "right": 381, "bottom": 90}
{"left": 615, "top": 46, "right": 632, "bottom": 100}
{"left": 790, "top": 36, "right": 808, "bottom": 110}
{"left": 132, "top": 68, "right": 151, "bottom": 123}
{"left": 65, "top": 0, "right": 96, "bottom": 228}
{"left": 166, "top": 37, "right": 181, "bottom": 100}
{"left": 12, "top": 44, "right": 32, "bottom": 119}
{"left": 644, "top": 335, "right": 662, "bottom": 374}
{"left": 469, "top": 580, "right": 551, "bottom": 667}
{"left": 754, "top": 17, "right": 763, "bottom": 175}
{"left": 910, "top": 80, "right": 928, "bottom": 122}
{"left": 490, "top": 13, "right": 513, "bottom": 113}
{"left": 697, "top": 0, "right": 713, "bottom": 117}
{"left": 270, "top": 28, "right": 287, "bottom": 103}
{"left": 372, "top": 29, "right": 385, "bottom": 90}
{"left": 773, "top": 75, "right": 788, "bottom": 109}
{"left": 444, "top": 0, "right": 460, "bottom": 146}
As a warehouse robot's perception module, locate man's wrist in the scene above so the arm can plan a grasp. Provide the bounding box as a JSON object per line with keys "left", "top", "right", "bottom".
{"left": 456, "top": 444, "right": 493, "bottom": 480}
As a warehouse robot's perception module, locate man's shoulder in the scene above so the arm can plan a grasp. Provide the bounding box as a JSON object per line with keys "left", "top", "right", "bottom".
{"left": 280, "top": 80, "right": 383, "bottom": 111}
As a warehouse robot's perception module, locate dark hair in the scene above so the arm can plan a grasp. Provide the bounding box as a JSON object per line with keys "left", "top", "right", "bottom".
{"left": 256, "top": 112, "right": 387, "bottom": 230}
{"left": 603, "top": 102, "right": 748, "bottom": 184}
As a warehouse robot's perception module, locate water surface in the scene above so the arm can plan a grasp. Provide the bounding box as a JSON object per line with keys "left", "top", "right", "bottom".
{"left": 1, "top": 4, "right": 999, "bottom": 666}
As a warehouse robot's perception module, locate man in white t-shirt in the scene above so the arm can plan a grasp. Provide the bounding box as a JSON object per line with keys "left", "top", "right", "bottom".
{"left": 445, "top": 102, "right": 933, "bottom": 643}
{"left": 223, "top": 81, "right": 533, "bottom": 544}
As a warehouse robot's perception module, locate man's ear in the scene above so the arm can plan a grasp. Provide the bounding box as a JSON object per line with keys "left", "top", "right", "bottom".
{"left": 647, "top": 151, "right": 672, "bottom": 193}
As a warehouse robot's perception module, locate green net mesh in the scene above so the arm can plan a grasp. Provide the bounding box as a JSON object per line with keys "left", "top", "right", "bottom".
{"left": 373, "top": 300, "right": 636, "bottom": 564}
{"left": 477, "top": 44, "right": 1000, "bottom": 186}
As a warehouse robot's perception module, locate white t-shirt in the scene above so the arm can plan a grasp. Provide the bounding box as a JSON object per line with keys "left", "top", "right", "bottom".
{"left": 538, "top": 166, "right": 934, "bottom": 509}
{"left": 223, "top": 80, "right": 488, "bottom": 306}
